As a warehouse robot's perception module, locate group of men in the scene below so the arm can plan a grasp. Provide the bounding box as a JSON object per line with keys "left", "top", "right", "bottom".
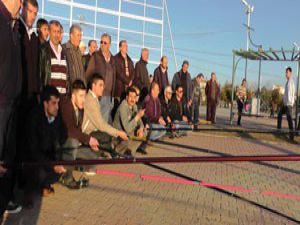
{"left": 0, "top": 0, "right": 222, "bottom": 220}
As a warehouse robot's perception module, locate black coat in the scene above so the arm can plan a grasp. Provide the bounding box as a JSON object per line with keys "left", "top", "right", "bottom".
{"left": 133, "top": 59, "right": 150, "bottom": 101}
{"left": 18, "top": 19, "right": 40, "bottom": 97}
{"left": 0, "top": 9, "right": 22, "bottom": 106}
{"left": 160, "top": 95, "right": 171, "bottom": 124}
{"left": 169, "top": 96, "right": 191, "bottom": 122}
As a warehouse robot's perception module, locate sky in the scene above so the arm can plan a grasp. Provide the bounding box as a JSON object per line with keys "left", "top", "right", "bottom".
{"left": 37, "top": 0, "right": 300, "bottom": 88}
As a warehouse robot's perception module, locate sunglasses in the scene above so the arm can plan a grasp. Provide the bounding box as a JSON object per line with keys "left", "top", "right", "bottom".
{"left": 101, "top": 41, "right": 109, "bottom": 45}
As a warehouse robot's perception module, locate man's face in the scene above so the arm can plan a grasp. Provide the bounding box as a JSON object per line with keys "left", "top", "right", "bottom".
{"left": 59, "top": 27, "right": 64, "bottom": 43}
{"left": 151, "top": 84, "right": 160, "bottom": 98}
{"left": 141, "top": 50, "right": 149, "bottom": 62}
{"left": 127, "top": 92, "right": 137, "bottom": 107}
{"left": 22, "top": 2, "right": 38, "bottom": 28}
{"left": 196, "top": 77, "right": 201, "bottom": 85}
{"left": 161, "top": 57, "right": 168, "bottom": 69}
{"left": 92, "top": 80, "right": 104, "bottom": 98}
{"left": 120, "top": 42, "right": 128, "bottom": 54}
{"left": 286, "top": 70, "right": 292, "bottom": 80}
{"left": 100, "top": 37, "right": 111, "bottom": 53}
{"left": 212, "top": 74, "right": 216, "bottom": 82}
{"left": 70, "top": 29, "right": 82, "bottom": 48}
{"left": 72, "top": 90, "right": 86, "bottom": 110}
{"left": 39, "top": 24, "right": 49, "bottom": 42}
{"left": 182, "top": 64, "right": 189, "bottom": 73}
{"left": 176, "top": 87, "right": 183, "bottom": 99}
{"left": 165, "top": 88, "right": 172, "bottom": 100}
{"left": 89, "top": 41, "right": 98, "bottom": 54}
{"left": 49, "top": 24, "right": 61, "bottom": 46}
{"left": 44, "top": 96, "right": 59, "bottom": 117}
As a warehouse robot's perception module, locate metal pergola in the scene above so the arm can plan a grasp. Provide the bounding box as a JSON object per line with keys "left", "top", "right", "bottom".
{"left": 230, "top": 48, "right": 300, "bottom": 130}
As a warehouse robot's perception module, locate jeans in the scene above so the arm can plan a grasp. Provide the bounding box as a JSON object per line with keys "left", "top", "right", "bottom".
{"left": 277, "top": 105, "right": 294, "bottom": 139}
{"left": 100, "top": 96, "right": 114, "bottom": 124}
{"left": 149, "top": 124, "right": 166, "bottom": 141}
{"left": 174, "top": 120, "right": 190, "bottom": 136}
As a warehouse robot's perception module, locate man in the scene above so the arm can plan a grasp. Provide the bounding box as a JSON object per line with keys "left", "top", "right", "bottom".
{"left": 40, "top": 20, "right": 69, "bottom": 95}
{"left": 236, "top": 79, "right": 247, "bottom": 126}
{"left": 153, "top": 56, "right": 169, "bottom": 95}
{"left": 144, "top": 82, "right": 167, "bottom": 141}
{"left": 169, "top": 85, "right": 191, "bottom": 137}
{"left": 172, "top": 60, "right": 193, "bottom": 105}
{"left": 62, "top": 24, "right": 85, "bottom": 85}
{"left": 160, "top": 86, "right": 172, "bottom": 125}
{"left": 277, "top": 67, "right": 295, "bottom": 141}
{"left": 36, "top": 18, "right": 49, "bottom": 44}
{"left": 23, "top": 86, "right": 65, "bottom": 206}
{"left": 83, "top": 39, "right": 97, "bottom": 71}
{"left": 133, "top": 48, "right": 150, "bottom": 103}
{"left": 82, "top": 73, "right": 128, "bottom": 158}
{"left": 113, "top": 87, "right": 146, "bottom": 156}
{"left": 191, "top": 74, "right": 204, "bottom": 125}
{"left": 114, "top": 40, "right": 135, "bottom": 109}
{"left": 60, "top": 80, "right": 100, "bottom": 189}
{"left": 86, "top": 33, "right": 116, "bottom": 123}
{"left": 0, "top": 0, "right": 22, "bottom": 219}
{"left": 79, "top": 41, "right": 86, "bottom": 56}
{"left": 205, "top": 72, "right": 220, "bottom": 124}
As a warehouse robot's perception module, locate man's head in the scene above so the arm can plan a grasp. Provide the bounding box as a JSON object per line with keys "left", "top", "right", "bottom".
{"left": 119, "top": 40, "right": 128, "bottom": 55}
{"left": 41, "top": 85, "right": 60, "bottom": 118}
{"left": 242, "top": 78, "right": 247, "bottom": 87}
{"left": 88, "top": 40, "right": 98, "bottom": 55}
{"left": 90, "top": 73, "right": 105, "bottom": 98}
{"left": 160, "top": 56, "right": 168, "bottom": 69}
{"left": 132, "top": 86, "right": 140, "bottom": 102}
{"left": 71, "top": 80, "right": 86, "bottom": 110}
{"left": 141, "top": 48, "right": 149, "bottom": 62}
{"left": 182, "top": 60, "right": 189, "bottom": 73}
{"left": 211, "top": 72, "right": 217, "bottom": 82}
{"left": 49, "top": 20, "right": 62, "bottom": 46}
{"left": 100, "top": 33, "right": 111, "bottom": 53}
{"left": 150, "top": 82, "right": 160, "bottom": 99}
{"left": 59, "top": 24, "right": 64, "bottom": 43}
{"left": 69, "top": 24, "right": 82, "bottom": 48}
{"left": 21, "top": 0, "right": 38, "bottom": 28}
{"left": 2, "top": 0, "right": 22, "bottom": 18}
{"left": 126, "top": 87, "right": 137, "bottom": 108}
{"left": 196, "top": 73, "right": 204, "bottom": 84}
{"left": 79, "top": 41, "right": 86, "bottom": 55}
{"left": 286, "top": 67, "right": 292, "bottom": 80}
{"left": 164, "top": 86, "right": 172, "bottom": 101}
{"left": 175, "top": 85, "right": 184, "bottom": 100}
{"left": 37, "top": 18, "right": 49, "bottom": 42}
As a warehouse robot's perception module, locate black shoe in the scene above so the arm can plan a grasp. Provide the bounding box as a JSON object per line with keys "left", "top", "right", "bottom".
{"left": 78, "top": 177, "right": 89, "bottom": 188}
{"left": 123, "top": 149, "right": 133, "bottom": 159}
{"left": 99, "top": 151, "right": 110, "bottom": 158}
{"left": 5, "top": 201, "right": 22, "bottom": 214}
{"left": 109, "top": 149, "right": 120, "bottom": 159}
{"left": 60, "top": 178, "right": 81, "bottom": 190}
{"left": 136, "top": 148, "right": 147, "bottom": 155}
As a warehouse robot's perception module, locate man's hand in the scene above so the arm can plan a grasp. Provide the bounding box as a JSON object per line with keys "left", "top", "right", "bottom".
{"left": 0, "top": 164, "right": 7, "bottom": 177}
{"left": 159, "top": 117, "right": 166, "bottom": 126}
{"left": 129, "top": 80, "right": 133, "bottom": 87}
{"left": 182, "top": 116, "right": 188, "bottom": 122}
{"left": 118, "top": 131, "right": 129, "bottom": 141}
{"left": 137, "top": 128, "right": 144, "bottom": 138}
{"left": 188, "top": 99, "right": 193, "bottom": 107}
{"left": 167, "top": 116, "right": 172, "bottom": 124}
{"left": 53, "top": 165, "right": 66, "bottom": 174}
{"left": 135, "top": 109, "right": 145, "bottom": 121}
{"left": 89, "top": 137, "right": 99, "bottom": 152}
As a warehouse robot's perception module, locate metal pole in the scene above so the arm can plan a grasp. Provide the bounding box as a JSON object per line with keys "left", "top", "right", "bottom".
{"left": 244, "top": 6, "right": 251, "bottom": 80}
{"left": 257, "top": 60, "right": 262, "bottom": 116}
{"left": 296, "top": 60, "right": 300, "bottom": 130}
{"left": 117, "top": 0, "right": 122, "bottom": 51}
{"left": 160, "top": 0, "right": 165, "bottom": 58}
{"left": 230, "top": 53, "right": 236, "bottom": 125}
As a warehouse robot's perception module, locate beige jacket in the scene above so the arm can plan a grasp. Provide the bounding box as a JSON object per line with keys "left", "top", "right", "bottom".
{"left": 82, "top": 90, "right": 118, "bottom": 137}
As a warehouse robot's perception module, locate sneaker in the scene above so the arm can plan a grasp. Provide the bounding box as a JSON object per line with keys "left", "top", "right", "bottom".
{"left": 60, "top": 178, "right": 81, "bottom": 190}
{"left": 5, "top": 201, "right": 22, "bottom": 214}
{"left": 123, "top": 149, "right": 133, "bottom": 159}
{"left": 78, "top": 177, "right": 89, "bottom": 188}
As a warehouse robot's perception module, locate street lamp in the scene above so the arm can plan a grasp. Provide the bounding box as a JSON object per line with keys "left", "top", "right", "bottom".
{"left": 294, "top": 42, "right": 300, "bottom": 130}
{"left": 241, "top": 0, "right": 254, "bottom": 81}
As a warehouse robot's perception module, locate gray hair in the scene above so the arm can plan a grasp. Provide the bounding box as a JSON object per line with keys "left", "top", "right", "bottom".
{"left": 164, "top": 85, "right": 172, "bottom": 95}
{"left": 101, "top": 33, "right": 111, "bottom": 44}
{"left": 69, "top": 24, "right": 82, "bottom": 34}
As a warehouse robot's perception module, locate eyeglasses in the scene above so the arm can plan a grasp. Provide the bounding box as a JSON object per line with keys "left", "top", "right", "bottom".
{"left": 101, "top": 41, "right": 109, "bottom": 45}
{"left": 178, "top": 90, "right": 183, "bottom": 93}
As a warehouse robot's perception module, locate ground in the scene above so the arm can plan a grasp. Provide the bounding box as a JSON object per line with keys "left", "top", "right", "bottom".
{"left": 2, "top": 108, "right": 300, "bottom": 225}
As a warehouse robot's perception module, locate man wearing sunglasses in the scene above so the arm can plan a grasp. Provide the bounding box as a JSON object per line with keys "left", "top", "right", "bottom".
{"left": 86, "top": 33, "right": 116, "bottom": 124}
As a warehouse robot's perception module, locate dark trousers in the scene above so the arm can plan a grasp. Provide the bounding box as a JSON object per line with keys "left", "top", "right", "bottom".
{"left": 0, "top": 170, "right": 15, "bottom": 217}
{"left": 207, "top": 99, "right": 217, "bottom": 123}
{"left": 192, "top": 99, "right": 200, "bottom": 124}
{"left": 237, "top": 99, "right": 244, "bottom": 125}
{"left": 277, "top": 105, "right": 294, "bottom": 139}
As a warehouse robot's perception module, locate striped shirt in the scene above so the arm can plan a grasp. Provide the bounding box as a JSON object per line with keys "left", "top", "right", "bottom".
{"left": 49, "top": 43, "right": 68, "bottom": 94}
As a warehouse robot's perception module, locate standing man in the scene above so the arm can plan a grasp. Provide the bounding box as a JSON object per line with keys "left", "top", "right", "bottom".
{"left": 36, "top": 18, "right": 49, "bottom": 45}
{"left": 191, "top": 74, "right": 204, "bottom": 125}
{"left": 277, "top": 67, "right": 295, "bottom": 141}
{"left": 83, "top": 39, "right": 97, "bottom": 71}
{"left": 40, "top": 20, "right": 69, "bottom": 95}
{"left": 205, "top": 72, "right": 220, "bottom": 124}
{"left": 133, "top": 48, "right": 150, "bottom": 103}
{"left": 153, "top": 56, "right": 169, "bottom": 95}
{"left": 62, "top": 24, "right": 85, "bottom": 85}
{"left": 236, "top": 79, "right": 247, "bottom": 126}
{"left": 86, "top": 33, "right": 116, "bottom": 123}
{"left": 113, "top": 40, "right": 135, "bottom": 118}
{"left": 0, "top": 0, "right": 22, "bottom": 219}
